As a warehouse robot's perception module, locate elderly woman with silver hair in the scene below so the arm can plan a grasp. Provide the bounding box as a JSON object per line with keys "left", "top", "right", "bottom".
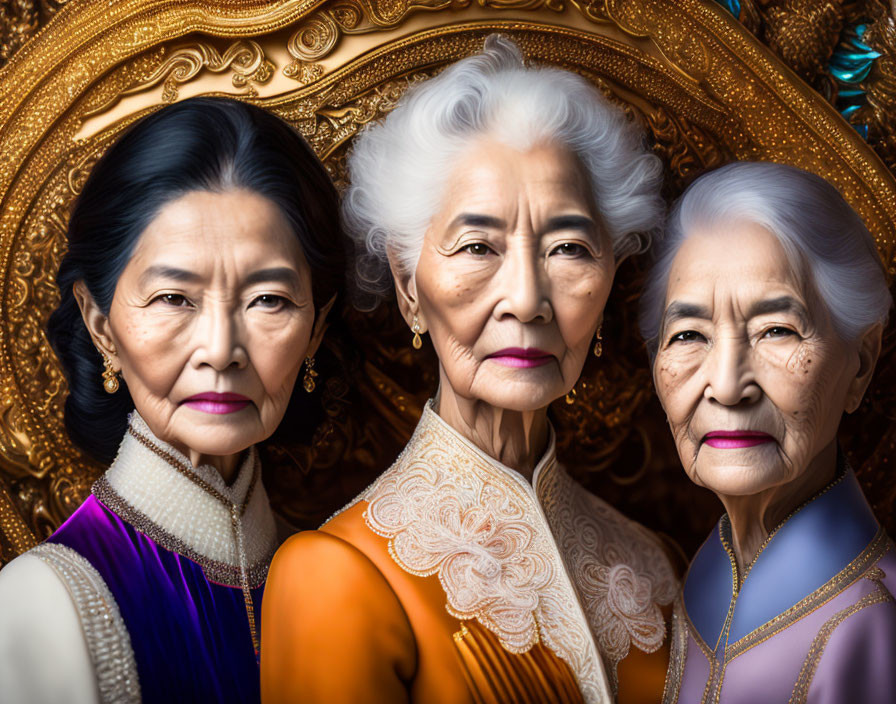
{"left": 262, "top": 36, "right": 677, "bottom": 704}
{"left": 640, "top": 161, "right": 896, "bottom": 703}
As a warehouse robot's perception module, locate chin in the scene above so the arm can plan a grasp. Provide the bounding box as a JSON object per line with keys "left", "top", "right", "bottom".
{"left": 477, "top": 389, "right": 558, "bottom": 413}
{"left": 470, "top": 369, "right": 563, "bottom": 412}
{"left": 177, "top": 433, "right": 257, "bottom": 459}
{"left": 174, "top": 420, "right": 262, "bottom": 459}
{"left": 696, "top": 462, "right": 788, "bottom": 497}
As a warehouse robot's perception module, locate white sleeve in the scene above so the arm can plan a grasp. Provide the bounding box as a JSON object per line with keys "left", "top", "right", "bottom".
{"left": 0, "top": 553, "right": 100, "bottom": 704}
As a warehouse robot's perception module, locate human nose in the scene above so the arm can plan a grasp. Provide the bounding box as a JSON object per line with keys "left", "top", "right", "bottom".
{"left": 703, "top": 334, "right": 761, "bottom": 406}
{"left": 193, "top": 302, "right": 248, "bottom": 371}
{"left": 492, "top": 239, "right": 553, "bottom": 323}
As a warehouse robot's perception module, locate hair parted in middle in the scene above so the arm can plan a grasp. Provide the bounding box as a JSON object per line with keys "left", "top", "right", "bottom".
{"left": 342, "top": 34, "right": 665, "bottom": 307}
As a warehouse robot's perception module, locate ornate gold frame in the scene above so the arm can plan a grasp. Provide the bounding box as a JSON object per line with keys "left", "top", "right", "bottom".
{"left": 0, "top": 0, "right": 894, "bottom": 562}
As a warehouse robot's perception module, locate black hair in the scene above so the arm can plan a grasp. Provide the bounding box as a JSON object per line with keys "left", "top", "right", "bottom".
{"left": 47, "top": 96, "right": 348, "bottom": 463}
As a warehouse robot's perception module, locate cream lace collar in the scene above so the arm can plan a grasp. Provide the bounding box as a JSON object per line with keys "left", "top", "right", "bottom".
{"left": 92, "top": 412, "right": 277, "bottom": 587}
{"left": 360, "top": 402, "right": 677, "bottom": 703}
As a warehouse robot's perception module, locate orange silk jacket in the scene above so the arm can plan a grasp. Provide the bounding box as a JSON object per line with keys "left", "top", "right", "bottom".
{"left": 262, "top": 403, "right": 678, "bottom": 703}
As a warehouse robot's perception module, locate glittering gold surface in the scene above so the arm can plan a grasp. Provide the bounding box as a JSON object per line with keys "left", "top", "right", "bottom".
{"left": 0, "top": 0, "right": 895, "bottom": 565}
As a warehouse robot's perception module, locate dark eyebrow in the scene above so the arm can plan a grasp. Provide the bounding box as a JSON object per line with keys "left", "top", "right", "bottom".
{"left": 140, "top": 265, "right": 201, "bottom": 286}
{"left": 243, "top": 267, "right": 302, "bottom": 289}
{"left": 448, "top": 213, "right": 505, "bottom": 230}
{"left": 544, "top": 214, "right": 596, "bottom": 233}
{"left": 746, "top": 295, "right": 809, "bottom": 324}
{"left": 661, "top": 301, "right": 712, "bottom": 329}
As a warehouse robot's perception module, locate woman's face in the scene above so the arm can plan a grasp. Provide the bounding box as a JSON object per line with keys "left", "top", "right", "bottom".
{"left": 80, "top": 189, "right": 322, "bottom": 462}
{"left": 652, "top": 221, "right": 869, "bottom": 497}
{"left": 398, "top": 139, "right": 614, "bottom": 412}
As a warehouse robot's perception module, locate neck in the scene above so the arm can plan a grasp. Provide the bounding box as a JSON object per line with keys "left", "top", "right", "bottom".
{"left": 720, "top": 440, "right": 838, "bottom": 577}
{"left": 435, "top": 378, "right": 549, "bottom": 483}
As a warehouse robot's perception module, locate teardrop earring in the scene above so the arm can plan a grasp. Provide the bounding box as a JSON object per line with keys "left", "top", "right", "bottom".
{"left": 593, "top": 324, "right": 603, "bottom": 358}
{"left": 101, "top": 354, "right": 119, "bottom": 394}
{"left": 302, "top": 356, "right": 318, "bottom": 393}
{"left": 411, "top": 316, "right": 422, "bottom": 350}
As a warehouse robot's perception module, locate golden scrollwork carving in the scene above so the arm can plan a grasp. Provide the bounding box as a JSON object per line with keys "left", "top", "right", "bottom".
{"left": 87, "top": 39, "right": 275, "bottom": 113}
{"left": 1, "top": 0, "right": 896, "bottom": 562}
{"left": 282, "top": 0, "right": 569, "bottom": 81}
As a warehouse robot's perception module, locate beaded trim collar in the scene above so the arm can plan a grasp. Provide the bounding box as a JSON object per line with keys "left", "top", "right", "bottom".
{"left": 92, "top": 413, "right": 276, "bottom": 588}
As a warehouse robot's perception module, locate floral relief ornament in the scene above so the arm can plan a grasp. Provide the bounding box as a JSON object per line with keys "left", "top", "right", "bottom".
{"left": 362, "top": 405, "right": 677, "bottom": 701}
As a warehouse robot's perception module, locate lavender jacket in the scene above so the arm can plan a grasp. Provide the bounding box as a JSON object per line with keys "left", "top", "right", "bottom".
{"left": 663, "top": 467, "right": 896, "bottom": 703}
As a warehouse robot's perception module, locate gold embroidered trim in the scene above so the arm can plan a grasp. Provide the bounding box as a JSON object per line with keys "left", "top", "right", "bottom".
{"left": 788, "top": 581, "right": 894, "bottom": 704}
{"left": 92, "top": 476, "right": 272, "bottom": 588}
{"left": 720, "top": 464, "right": 849, "bottom": 592}
{"left": 725, "top": 529, "right": 891, "bottom": 660}
{"left": 662, "top": 596, "right": 689, "bottom": 704}
{"left": 31, "top": 543, "right": 141, "bottom": 704}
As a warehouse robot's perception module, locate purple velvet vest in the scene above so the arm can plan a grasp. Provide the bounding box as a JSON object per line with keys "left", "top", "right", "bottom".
{"left": 47, "top": 494, "right": 264, "bottom": 704}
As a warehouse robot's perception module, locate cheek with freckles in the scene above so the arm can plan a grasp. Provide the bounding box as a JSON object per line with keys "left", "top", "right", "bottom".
{"left": 245, "top": 316, "right": 309, "bottom": 431}
{"left": 552, "top": 272, "right": 610, "bottom": 374}
{"left": 759, "top": 338, "right": 832, "bottom": 475}
{"left": 111, "top": 306, "right": 194, "bottom": 422}
{"left": 654, "top": 348, "right": 704, "bottom": 478}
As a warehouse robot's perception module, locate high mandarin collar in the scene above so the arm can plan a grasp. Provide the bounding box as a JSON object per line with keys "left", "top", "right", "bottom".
{"left": 683, "top": 465, "right": 881, "bottom": 652}
{"left": 93, "top": 412, "right": 277, "bottom": 586}
{"left": 418, "top": 400, "right": 559, "bottom": 494}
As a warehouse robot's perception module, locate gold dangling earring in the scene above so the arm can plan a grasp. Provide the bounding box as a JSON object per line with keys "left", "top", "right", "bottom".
{"left": 411, "top": 316, "right": 423, "bottom": 350}
{"left": 101, "top": 354, "right": 119, "bottom": 394}
{"left": 565, "top": 386, "right": 577, "bottom": 405}
{"left": 302, "top": 356, "right": 318, "bottom": 393}
{"left": 593, "top": 324, "right": 603, "bottom": 358}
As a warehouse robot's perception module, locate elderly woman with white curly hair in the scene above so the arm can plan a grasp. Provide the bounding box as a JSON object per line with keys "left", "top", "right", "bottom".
{"left": 641, "top": 161, "right": 896, "bottom": 703}
{"left": 261, "top": 36, "right": 678, "bottom": 704}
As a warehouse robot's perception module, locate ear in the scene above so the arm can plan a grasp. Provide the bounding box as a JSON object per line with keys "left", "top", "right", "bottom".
{"left": 305, "top": 294, "right": 338, "bottom": 359}
{"left": 387, "top": 248, "right": 425, "bottom": 332}
{"left": 844, "top": 323, "right": 883, "bottom": 413}
{"left": 72, "top": 280, "right": 119, "bottom": 368}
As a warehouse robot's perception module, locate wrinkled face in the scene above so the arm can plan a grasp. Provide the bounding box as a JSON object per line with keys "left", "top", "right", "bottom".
{"left": 409, "top": 139, "right": 615, "bottom": 412}
{"left": 653, "top": 221, "right": 860, "bottom": 497}
{"left": 106, "top": 189, "right": 316, "bottom": 459}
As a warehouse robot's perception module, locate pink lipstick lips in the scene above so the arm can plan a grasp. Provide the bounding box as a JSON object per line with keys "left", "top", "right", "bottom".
{"left": 703, "top": 430, "right": 774, "bottom": 449}
{"left": 181, "top": 392, "right": 251, "bottom": 415}
{"left": 486, "top": 347, "right": 554, "bottom": 368}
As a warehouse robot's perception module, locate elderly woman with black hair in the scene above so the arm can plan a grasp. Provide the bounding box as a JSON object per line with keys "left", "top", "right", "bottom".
{"left": 641, "top": 162, "right": 896, "bottom": 703}
{"left": 263, "top": 36, "right": 677, "bottom": 704}
{"left": 0, "top": 97, "right": 346, "bottom": 704}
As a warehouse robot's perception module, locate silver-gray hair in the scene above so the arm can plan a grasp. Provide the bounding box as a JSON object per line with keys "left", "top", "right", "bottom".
{"left": 342, "top": 34, "right": 664, "bottom": 306}
{"left": 639, "top": 161, "right": 892, "bottom": 359}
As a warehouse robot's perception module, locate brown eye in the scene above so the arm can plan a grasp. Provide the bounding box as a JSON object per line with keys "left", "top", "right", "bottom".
{"left": 550, "top": 242, "right": 587, "bottom": 257}
{"left": 762, "top": 326, "right": 797, "bottom": 339}
{"left": 251, "top": 294, "right": 285, "bottom": 310}
{"left": 461, "top": 243, "right": 493, "bottom": 256}
{"left": 669, "top": 330, "right": 705, "bottom": 345}
{"left": 154, "top": 293, "right": 189, "bottom": 307}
